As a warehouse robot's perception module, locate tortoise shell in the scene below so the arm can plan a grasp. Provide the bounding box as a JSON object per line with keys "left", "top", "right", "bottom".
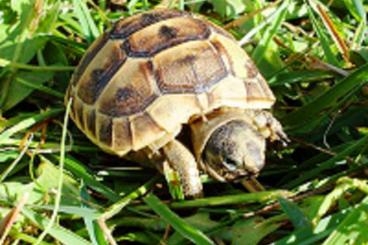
{"left": 66, "top": 9, "right": 275, "bottom": 156}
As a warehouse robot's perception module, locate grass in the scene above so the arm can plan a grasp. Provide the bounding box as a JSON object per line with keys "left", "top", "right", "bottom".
{"left": 0, "top": 0, "right": 368, "bottom": 244}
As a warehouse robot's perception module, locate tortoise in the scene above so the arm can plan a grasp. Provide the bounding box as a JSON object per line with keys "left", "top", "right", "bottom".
{"left": 65, "top": 9, "right": 287, "bottom": 197}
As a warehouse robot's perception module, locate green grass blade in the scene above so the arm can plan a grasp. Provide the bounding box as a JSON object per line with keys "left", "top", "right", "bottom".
{"left": 283, "top": 63, "right": 368, "bottom": 127}
{"left": 251, "top": 0, "right": 289, "bottom": 65}
{"left": 285, "top": 136, "right": 368, "bottom": 188}
{"left": 0, "top": 108, "right": 63, "bottom": 144}
{"left": 274, "top": 207, "right": 353, "bottom": 245}
{"left": 0, "top": 134, "right": 32, "bottom": 182}
{"left": 60, "top": 156, "right": 119, "bottom": 202}
{"left": 33, "top": 205, "right": 101, "bottom": 219}
{"left": 21, "top": 207, "right": 91, "bottom": 245}
{"left": 307, "top": 4, "right": 339, "bottom": 66}
{"left": 72, "top": 0, "right": 100, "bottom": 42}
{"left": 15, "top": 77, "right": 64, "bottom": 98}
{"left": 269, "top": 70, "right": 334, "bottom": 86}
{"left": 278, "top": 197, "right": 313, "bottom": 230}
{"left": 137, "top": 190, "right": 289, "bottom": 210}
{"left": 35, "top": 98, "right": 72, "bottom": 244}
{"left": 100, "top": 175, "right": 160, "bottom": 220}
{"left": 352, "top": 20, "right": 366, "bottom": 48}
{"left": 9, "top": 230, "right": 52, "bottom": 245}
{"left": 322, "top": 201, "right": 368, "bottom": 244}
{"left": 80, "top": 184, "right": 108, "bottom": 245}
{"left": 144, "top": 193, "right": 214, "bottom": 245}
{"left": 343, "top": 0, "right": 366, "bottom": 21}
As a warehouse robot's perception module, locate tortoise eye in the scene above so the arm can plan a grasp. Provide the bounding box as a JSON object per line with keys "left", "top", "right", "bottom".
{"left": 223, "top": 158, "right": 238, "bottom": 171}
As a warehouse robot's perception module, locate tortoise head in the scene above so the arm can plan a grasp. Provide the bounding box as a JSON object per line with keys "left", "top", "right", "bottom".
{"left": 202, "top": 120, "right": 266, "bottom": 181}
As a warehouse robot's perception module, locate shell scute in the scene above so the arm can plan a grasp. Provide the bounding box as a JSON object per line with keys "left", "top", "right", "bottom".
{"left": 130, "top": 113, "right": 165, "bottom": 151}
{"left": 97, "top": 114, "right": 113, "bottom": 147}
{"left": 86, "top": 109, "right": 97, "bottom": 137}
{"left": 112, "top": 118, "right": 132, "bottom": 155}
{"left": 72, "top": 33, "right": 109, "bottom": 86}
{"left": 210, "top": 35, "right": 275, "bottom": 104}
{"left": 111, "top": 9, "right": 188, "bottom": 39}
{"left": 154, "top": 40, "right": 227, "bottom": 94}
{"left": 97, "top": 60, "right": 158, "bottom": 117}
{"left": 125, "top": 17, "right": 210, "bottom": 57}
{"left": 77, "top": 40, "right": 127, "bottom": 104}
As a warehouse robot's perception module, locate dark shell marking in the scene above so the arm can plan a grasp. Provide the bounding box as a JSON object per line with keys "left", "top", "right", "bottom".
{"left": 98, "top": 116, "right": 113, "bottom": 146}
{"left": 98, "top": 61, "right": 159, "bottom": 117}
{"left": 87, "top": 109, "right": 96, "bottom": 137}
{"left": 72, "top": 33, "right": 110, "bottom": 86}
{"left": 77, "top": 42, "right": 127, "bottom": 104}
{"left": 159, "top": 25, "right": 178, "bottom": 39}
{"left": 110, "top": 9, "right": 188, "bottom": 39}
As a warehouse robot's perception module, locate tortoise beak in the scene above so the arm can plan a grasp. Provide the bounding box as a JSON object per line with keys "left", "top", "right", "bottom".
{"left": 242, "top": 154, "right": 264, "bottom": 175}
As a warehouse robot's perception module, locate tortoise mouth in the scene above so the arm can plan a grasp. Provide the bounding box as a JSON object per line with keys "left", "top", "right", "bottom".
{"left": 204, "top": 163, "right": 258, "bottom": 182}
{"left": 223, "top": 168, "right": 259, "bottom": 182}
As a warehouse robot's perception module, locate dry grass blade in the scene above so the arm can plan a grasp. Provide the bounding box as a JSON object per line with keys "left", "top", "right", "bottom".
{"left": 156, "top": 0, "right": 178, "bottom": 9}
{"left": 97, "top": 219, "right": 117, "bottom": 245}
{"left": 224, "top": 1, "right": 281, "bottom": 30}
{"left": 316, "top": 4, "right": 350, "bottom": 64}
{"left": 0, "top": 192, "right": 30, "bottom": 244}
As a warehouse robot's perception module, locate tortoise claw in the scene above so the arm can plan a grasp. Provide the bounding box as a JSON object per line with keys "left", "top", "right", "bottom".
{"left": 253, "top": 110, "right": 288, "bottom": 144}
{"left": 277, "top": 130, "right": 290, "bottom": 146}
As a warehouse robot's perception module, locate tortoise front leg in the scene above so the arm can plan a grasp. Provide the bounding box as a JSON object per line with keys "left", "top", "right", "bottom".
{"left": 162, "top": 140, "right": 203, "bottom": 198}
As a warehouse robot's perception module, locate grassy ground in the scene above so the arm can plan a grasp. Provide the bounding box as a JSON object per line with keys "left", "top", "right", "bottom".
{"left": 0, "top": 0, "right": 368, "bottom": 244}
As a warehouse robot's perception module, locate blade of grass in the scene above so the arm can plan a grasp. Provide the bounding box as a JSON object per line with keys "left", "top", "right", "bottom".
{"left": 283, "top": 63, "right": 368, "bottom": 127}
{"left": 352, "top": 20, "right": 366, "bottom": 49}
{"left": 268, "top": 70, "right": 334, "bottom": 86}
{"left": 0, "top": 192, "right": 29, "bottom": 244}
{"left": 273, "top": 207, "right": 353, "bottom": 245}
{"left": 0, "top": 108, "right": 63, "bottom": 144}
{"left": 225, "top": 1, "right": 280, "bottom": 30}
{"left": 55, "top": 155, "right": 119, "bottom": 202}
{"left": 0, "top": 134, "right": 33, "bottom": 182}
{"left": 32, "top": 205, "right": 101, "bottom": 219}
{"left": 21, "top": 207, "right": 91, "bottom": 245}
{"left": 307, "top": 4, "right": 339, "bottom": 66}
{"left": 15, "top": 77, "right": 64, "bottom": 99}
{"left": 0, "top": 58, "right": 75, "bottom": 71}
{"left": 322, "top": 201, "right": 368, "bottom": 244}
{"left": 248, "top": 0, "right": 289, "bottom": 64}
{"left": 278, "top": 197, "right": 313, "bottom": 230}
{"left": 315, "top": 4, "right": 350, "bottom": 63}
{"left": 156, "top": 0, "right": 178, "bottom": 9}
{"left": 72, "top": 0, "right": 100, "bottom": 43}
{"left": 0, "top": 0, "right": 40, "bottom": 107}
{"left": 80, "top": 184, "right": 108, "bottom": 245}
{"left": 9, "top": 229, "right": 52, "bottom": 245}
{"left": 34, "top": 98, "right": 71, "bottom": 244}
{"left": 285, "top": 135, "right": 368, "bottom": 188}
{"left": 100, "top": 174, "right": 160, "bottom": 220}
{"left": 343, "top": 0, "right": 366, "bottom": 22}
{"left": 136, "top": 190, "right": 290, "bottom": 210}
{"left": 144, "top": 193, "right": 214, "bottom": 245}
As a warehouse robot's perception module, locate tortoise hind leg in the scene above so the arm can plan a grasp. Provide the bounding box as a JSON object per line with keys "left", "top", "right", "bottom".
{"left": 162, "top": 140, "right": 203, "bottom": 198}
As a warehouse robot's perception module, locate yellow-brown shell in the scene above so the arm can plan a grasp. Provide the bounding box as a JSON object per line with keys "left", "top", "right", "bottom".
{"left": 66, "top": 9, "right": 275, "bottom": 156}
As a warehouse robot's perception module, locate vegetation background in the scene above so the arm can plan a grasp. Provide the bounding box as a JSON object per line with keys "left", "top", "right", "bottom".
{"left": 0, "top": 0, "right": 367, "bottom": 244}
